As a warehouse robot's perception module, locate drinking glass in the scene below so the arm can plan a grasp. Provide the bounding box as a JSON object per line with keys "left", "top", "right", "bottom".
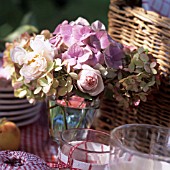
{"left": 110, "top": 124, "right": 170, "bottom": 170}
{"left": 57, "top": 128, "right": 110, "bottom": 169}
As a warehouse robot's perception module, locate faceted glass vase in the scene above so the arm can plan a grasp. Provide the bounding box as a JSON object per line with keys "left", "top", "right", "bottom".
{"left": 48, "top": 96, "right": 100, "bottom": 142}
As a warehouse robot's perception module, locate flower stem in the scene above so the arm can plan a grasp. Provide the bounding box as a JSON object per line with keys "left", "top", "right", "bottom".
{"left": 75, "top": 108, "right": 87, "bottom": 128}
{"left": 61, "top": 106, "right": 68, "bottom": 130}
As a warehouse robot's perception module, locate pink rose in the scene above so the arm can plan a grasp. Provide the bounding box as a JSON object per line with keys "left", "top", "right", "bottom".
{"left": 77, "top": 65, "right": 104, "bottom": 96}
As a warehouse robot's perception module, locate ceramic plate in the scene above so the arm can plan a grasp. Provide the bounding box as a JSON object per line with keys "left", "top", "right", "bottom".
{"left": 15, "top": 113, "right": 40, "bottom": 127}
{"left": 3, "top": 110, "right": 39, "bottom": 121}
{"left": 0, "top": 87, "right": 14, "bottom": 92}
{"left": 0, "top": 102, "right": 34, "bottom": 110}
{"left": 0, "top": 103, "right": 42, "bottom": 116}
{"left": 0, "top": 98, "right": 29, "bottom": 104}
{"left": 0, "top": 92, "right": 15, "bottom": 98}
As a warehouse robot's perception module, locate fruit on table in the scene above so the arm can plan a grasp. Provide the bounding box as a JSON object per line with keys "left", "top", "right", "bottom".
{"left": 0, "top": 118, "right": 21, "bottom": 150}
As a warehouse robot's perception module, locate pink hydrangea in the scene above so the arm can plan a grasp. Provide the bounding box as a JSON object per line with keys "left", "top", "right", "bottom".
{"left": 104, "top": 42, "right": 124, "bottom": 69}
{"left": 50, "top": 17, "right": 112, "bottom": 70}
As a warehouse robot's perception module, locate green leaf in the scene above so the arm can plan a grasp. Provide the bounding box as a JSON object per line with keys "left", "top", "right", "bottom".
{"left": 150, "top": 62, "right": 157, "bottom": 68}
{"left": 144, "top": 64, "right": 151, "bottom": 73}
{"left": 134, "top": 59, "right": 144, "bottom": 67}
{"left": 15, "top": 89, "right": 27, "bottom": 98}
{"left": 139, "top": 93, "right": 147, "bottom": 102}
{"left": 133, "top": 53, "right": 139, "bottom": 59}
{"left": 129, "top": 78, "right": 136, "bottom": 84}
{"left": 126, "top": 84, "right": 133, "bottom": 91}
{"left": 137, "top": 47, "right": 145, "bottom": 54}
{"left": 128, "top": 63, "right": 135, "bottom": 72}
{"left": 69, "top": 72, "right": 78, "bottom": 80}
{"left": 140, "top": 95, "right": 147, "bottom": 102}
{"left": 135, "top": 68, "right": 143, "bottom": 73}
{"left": 47, "top": 62, "right": 54, "bottom": 72}
{"left": 106, "top": 69, "right": 117, "bottom": 79}
{"left": 59, "top": 79, "right": 67, "bottom": 87}
{"left": 46, "top": 72, "right": 53, "bottom": 84}
{"left": 54, "top": 58, "right": 62, "bottom": 71}
{"left": 4, "top": 25, "right": 38, "bottom": 42}
{"left": 42, "top": 85, "right": 51, "bottom": 93}
{"left": 66, "top": 77, "right": 72, "bottom": 86}
{"left": 140, "top": 81, "right": 146, "bottom": 88}
{"left": 17, "top": 76, "right": 24, "bottom": 81}
{"left": 145, "top": 48, "right": 149, "bottom": 54}
{"left": 108, "top": 83, "right": 114, "bottom": 89}
{"left": 151, "top": 68, "right": 157, "bottom": 74}
{"left": 140, "top": 53, "right": 149, "bottom": 62}
{"left": 38, "top": 78, "right": 48, "bottom": 86}
{"left": 52, "top": 79, "right": 59, "bottom": 88}
{"left": 20, "top": 12, "right": 35, "bottom": 26}
{"left": 67, "top": 85, "right": 73, "bottom": 93}
{"left": 118, "top": 72, "right": 122, "bottom": 80}
{"left": 58, "top": 87, "right": 68, "bottom": 96}
{"left": 34, "top": 86, "right": 42, "bottom": 94}
{"left": 48, "top": 88, "right": 56, "bottom": 96}
{"left": 55, "top": 66, "right": 62, "bottom": 72}
{"left": 143, "top": 85, "right": 149, "bottom": 92}
{"left": 147, "top": 80, "right": 155, "bottom": 87}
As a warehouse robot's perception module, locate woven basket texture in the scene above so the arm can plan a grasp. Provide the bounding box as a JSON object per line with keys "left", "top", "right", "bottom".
{"left": 94, "top": 0, "right": 170, "bottom": 133}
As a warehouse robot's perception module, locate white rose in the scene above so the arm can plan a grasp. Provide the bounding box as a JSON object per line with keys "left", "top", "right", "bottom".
{"left": 10, "top": 46, "right": 27, "bottom": 65}
{"left": 20, "top": 52, "right": 47, "bottom": 83}
{"left": 30, "top": 35, "right": 54, "bottom": 62}
{"left": 77, "top": 65, "right": 104, "bottom": 96}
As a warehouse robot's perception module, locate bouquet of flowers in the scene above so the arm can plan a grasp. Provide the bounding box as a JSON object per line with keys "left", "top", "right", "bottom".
{"left": 3, "top": 17, "right": 160, "bottom": 108}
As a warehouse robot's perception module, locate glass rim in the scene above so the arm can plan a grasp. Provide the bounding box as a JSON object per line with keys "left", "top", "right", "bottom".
{"left": 111, "top": 123, "right": 170, "bottom": 161}
{"left": 60, "top": 128, "right": 110, "bottom": 154}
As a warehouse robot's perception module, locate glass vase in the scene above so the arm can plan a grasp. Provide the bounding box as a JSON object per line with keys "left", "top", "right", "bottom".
{"left": 48, "top": 96, "right": 100, "bottom": 142}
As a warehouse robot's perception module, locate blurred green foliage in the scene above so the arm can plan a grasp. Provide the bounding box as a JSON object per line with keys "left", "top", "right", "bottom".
{"left": 0, "top": 0, "right": 110, "bottom": 50}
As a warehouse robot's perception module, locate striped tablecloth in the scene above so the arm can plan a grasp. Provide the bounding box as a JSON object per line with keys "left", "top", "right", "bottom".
{"left": 19, "top": 103, "right": 59, "bottom": 169}
{"left": 19, "top": 103, "right": 96, "bottom": 170}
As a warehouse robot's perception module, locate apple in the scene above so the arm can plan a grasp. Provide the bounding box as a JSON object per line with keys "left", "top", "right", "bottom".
{"left": 0, "top": 118, "right": 21, "bottom": 150}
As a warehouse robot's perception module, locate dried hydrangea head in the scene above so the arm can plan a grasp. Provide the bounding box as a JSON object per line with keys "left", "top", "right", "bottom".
{"left": 108, "top": 47, "right": 160, "bottom": 108}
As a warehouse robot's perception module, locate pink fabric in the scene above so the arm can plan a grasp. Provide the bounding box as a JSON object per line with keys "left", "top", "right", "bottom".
{"left": 142, "top": 0, "right": 170, "bottom": 18}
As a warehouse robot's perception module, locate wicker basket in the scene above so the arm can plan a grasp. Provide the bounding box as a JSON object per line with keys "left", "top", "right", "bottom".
{"left": 94, "top": 0, "right": 170, "bottom": 132}
{"left": 94, "top": 95, "right": 137, "bottom": 133}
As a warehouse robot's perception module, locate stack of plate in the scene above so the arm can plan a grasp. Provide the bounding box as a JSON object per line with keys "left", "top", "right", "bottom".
{"left": 0, "top": 86, "right": 41, "bottom": 127}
